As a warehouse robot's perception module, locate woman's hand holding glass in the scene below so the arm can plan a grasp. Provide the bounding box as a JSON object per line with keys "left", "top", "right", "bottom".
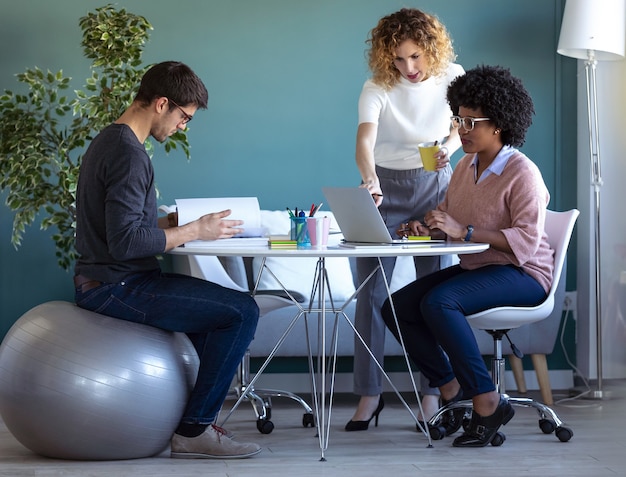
{"left": 434, "top": 146, "right": 450, "bottom": 170}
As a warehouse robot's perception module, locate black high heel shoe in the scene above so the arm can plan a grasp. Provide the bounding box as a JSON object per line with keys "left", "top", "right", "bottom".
{"left": 452, "top": 395, "right": 514, "bottom": 447}
{"left": 345, "top": 396, "right": 385, "bottom": 431}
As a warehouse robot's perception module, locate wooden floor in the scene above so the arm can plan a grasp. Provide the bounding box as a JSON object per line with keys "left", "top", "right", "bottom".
{"left": 1, "top": 381, "right": 625, "bottom": 476}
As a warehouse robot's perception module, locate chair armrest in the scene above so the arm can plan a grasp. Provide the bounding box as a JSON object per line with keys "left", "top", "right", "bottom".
{"left": 217, "top": 256, "right": 248, "bottom": 290}
{"left": 252, "top": 290, "right": 305, "bottom": 314}
{"left": 253, "top": 289, "right": 306, "bottom": 303}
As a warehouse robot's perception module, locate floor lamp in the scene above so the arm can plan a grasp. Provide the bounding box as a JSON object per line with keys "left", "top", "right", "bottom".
{"left": 557, "top": 0, "right": 625, "bottom": 399}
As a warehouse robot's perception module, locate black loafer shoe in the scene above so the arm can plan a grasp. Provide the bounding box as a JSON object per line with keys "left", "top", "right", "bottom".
{"left": 420, "top": 388, "right": 467, "bottom": 437}
{"left": 439, "top": 389, "right": 467, "bottom": 436}
{"left": 452, "top": 396, "right": 514, "bottom": 447}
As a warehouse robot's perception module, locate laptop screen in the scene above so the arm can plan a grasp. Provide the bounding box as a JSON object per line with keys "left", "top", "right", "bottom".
{"left": 322, "top": 187, "right": 401, "bottom": 244}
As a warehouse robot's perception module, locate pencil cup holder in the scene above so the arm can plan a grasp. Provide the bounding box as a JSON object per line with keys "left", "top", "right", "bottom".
{"left": 307, "top": 217, "right": 330, "bottom": 248}
{"left": 290, "top": 217, "right": 310, "bottom": 246}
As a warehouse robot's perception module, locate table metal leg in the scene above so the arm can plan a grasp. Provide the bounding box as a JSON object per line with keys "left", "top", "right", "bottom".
{"left": 220, "top": 255, "right": 431, "bottom": 460}
{"left": 310, "top": 257, "right": 431, "bottom": 460}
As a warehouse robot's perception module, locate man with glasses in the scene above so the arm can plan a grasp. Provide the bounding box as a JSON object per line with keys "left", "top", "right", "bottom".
{"left": 73, "top": 61, "right": 262, "bottom": 459}
{"left": 169, "top": 97, "right": 194, "bottom": 125}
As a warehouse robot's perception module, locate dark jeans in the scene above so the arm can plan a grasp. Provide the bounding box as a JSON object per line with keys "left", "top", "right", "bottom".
{"left": 382, "top": 264, "right": 546, "bottom": 398}
{"left": 75, "top": 269, "right": 259, "bottom": 425}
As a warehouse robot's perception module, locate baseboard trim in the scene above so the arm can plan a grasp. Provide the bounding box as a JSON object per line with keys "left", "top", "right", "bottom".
{"left": 242, "top": 370, "right": 574, "bottom": 395}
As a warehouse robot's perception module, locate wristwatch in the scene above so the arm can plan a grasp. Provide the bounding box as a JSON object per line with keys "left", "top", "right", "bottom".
{"left": 464, "top": 225, "right": 474, "bottom": 242}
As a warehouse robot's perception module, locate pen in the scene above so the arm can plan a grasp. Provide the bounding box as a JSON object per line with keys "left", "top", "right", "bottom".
{"left": 309, "top": 203, "right": 316, "bottom": 217}
{"left": 286, "top": 207, "right": 295, "bottom": 218}
{"left": 312, "top": 202, "right": 323, "bottom": 216}
{"left": 398, "top": 224, "right": 411, "bottom": 238}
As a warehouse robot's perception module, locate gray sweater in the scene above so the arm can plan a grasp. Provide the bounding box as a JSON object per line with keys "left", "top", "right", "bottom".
{"left": 74, "top": 124, "right": 167, "bottom": 283}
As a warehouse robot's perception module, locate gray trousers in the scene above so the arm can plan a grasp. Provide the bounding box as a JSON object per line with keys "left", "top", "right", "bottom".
{"left": 353, "top": 165, "right": 452, "bottom": 397}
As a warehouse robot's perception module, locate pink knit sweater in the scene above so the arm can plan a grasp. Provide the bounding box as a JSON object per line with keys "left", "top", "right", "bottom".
{"left": 439, "top": 149, "right": 554, "bottom": 293}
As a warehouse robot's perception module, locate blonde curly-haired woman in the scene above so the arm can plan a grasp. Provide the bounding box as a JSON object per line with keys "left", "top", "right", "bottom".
{"left": 347, "top": 8, "right": 463, "bottom": 432}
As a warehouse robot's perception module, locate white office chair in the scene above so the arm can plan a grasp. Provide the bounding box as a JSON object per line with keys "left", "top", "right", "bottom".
{"left": 428, "top": 209, "right": 578, "bottom": 445}
{"left": 170, "top": 254, "right": 314, "bottom": 434}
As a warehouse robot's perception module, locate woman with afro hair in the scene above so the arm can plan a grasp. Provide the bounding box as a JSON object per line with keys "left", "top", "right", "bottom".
{"left": 382, "top": 65, "right": 554, "bottom": 447}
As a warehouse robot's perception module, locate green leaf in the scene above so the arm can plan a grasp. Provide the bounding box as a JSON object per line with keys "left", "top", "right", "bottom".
{"left": 1, "top": 4, "right": 189, "bottom": 270}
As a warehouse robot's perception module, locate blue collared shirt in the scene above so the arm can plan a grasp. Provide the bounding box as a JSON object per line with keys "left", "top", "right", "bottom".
{"left": 470, "top": 145, "right": 516, "bottom": 184}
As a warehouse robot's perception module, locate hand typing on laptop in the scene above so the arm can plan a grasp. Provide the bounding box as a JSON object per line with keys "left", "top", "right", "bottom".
{"left": 397, "top": 220, "right": 445, "bottom": 240}
{"left": 397, "top": 221, "right": 425, "bottom": 238}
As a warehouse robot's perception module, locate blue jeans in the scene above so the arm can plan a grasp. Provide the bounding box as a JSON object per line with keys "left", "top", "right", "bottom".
{"left": 382, "top": 264, "right": 546, "bottom": 398}
{"left": 75, "top": 269, "right": 259, "bottom": 425}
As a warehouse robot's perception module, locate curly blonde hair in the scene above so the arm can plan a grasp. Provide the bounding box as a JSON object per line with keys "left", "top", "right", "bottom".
{"left": 367, "top": 8, "right": 456, "bottom": 90}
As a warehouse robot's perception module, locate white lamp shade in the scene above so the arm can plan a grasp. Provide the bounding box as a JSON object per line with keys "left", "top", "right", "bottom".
{"left": 557, "top": 0, "right": 626, "bottom": 60}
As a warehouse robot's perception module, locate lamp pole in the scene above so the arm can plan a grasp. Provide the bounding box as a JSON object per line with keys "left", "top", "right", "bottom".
{"left": 583, "top": 51, "right": 604, "bottom": 398}
{"left": 557, "top": 0, "right": 625, "bottom": 400}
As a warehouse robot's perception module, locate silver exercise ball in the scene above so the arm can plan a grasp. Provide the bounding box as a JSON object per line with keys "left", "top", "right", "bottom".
{"left": 0, "top": 301, "right": 199, "bottom": 460}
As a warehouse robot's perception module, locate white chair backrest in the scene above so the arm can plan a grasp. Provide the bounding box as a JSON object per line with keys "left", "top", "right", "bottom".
{"left": 544, "top": 209, "right": 579, "bottom": 299}
{"left": 465, "top": 208, "right": 579, "bottom": 329}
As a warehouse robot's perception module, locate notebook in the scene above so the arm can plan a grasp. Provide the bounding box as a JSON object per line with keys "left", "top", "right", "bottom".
{"left": 322, "top": 187, "right": 442, "bottom": 246}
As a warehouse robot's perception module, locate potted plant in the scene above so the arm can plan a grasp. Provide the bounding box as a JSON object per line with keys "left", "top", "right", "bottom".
{"left": 0, "top": 4, "right": 191, "bottom": 270}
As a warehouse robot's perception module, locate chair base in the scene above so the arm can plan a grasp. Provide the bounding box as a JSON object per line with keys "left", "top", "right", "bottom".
{"left": 427, "top": 395, "right": 573, "bottom": 443}
{"left": 426, "top": 330, "right": 573, "bottom": 444}
{"left": 225, "top": 351, "right": 314, "bottom": 434}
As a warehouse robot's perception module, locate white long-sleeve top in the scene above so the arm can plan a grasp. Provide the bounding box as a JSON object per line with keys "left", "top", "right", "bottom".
{"left": 358, "top": 63, "right": 465, "bottom": 170}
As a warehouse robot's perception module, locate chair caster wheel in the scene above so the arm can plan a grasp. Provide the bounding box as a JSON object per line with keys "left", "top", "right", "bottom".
{"left": 555, "top": 426, "right": 573, "bottom": 442}
{"left": 490, "top": 432, "right": 506, "bottom": 446}
{"left": 539, "top": 418, "right": 556, "bottom": 434}
{"left": 256, "top": 418, "right": 274, "bottom": 434}
{"left": 302, "top": 412, "right": 315, "bottom": 428}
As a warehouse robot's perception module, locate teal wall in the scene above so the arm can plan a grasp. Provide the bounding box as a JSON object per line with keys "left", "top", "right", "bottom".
{"left": 0, "top": 1, "right": 577, "bottom": 352}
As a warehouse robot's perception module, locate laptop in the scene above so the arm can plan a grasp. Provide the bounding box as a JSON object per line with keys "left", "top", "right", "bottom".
{"left": 322, "top": 187, "right": 442, "bottom": 246}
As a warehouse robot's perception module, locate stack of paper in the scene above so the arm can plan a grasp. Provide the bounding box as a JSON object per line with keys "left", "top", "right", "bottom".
{"left": 175, "top": 197, "right": 268, "bottom": 248}
{"left": 185, "top": 237, "right": 270, "bottom": 248}
{"left": 268, "top": 234, "right": 297, "bottom": 248}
